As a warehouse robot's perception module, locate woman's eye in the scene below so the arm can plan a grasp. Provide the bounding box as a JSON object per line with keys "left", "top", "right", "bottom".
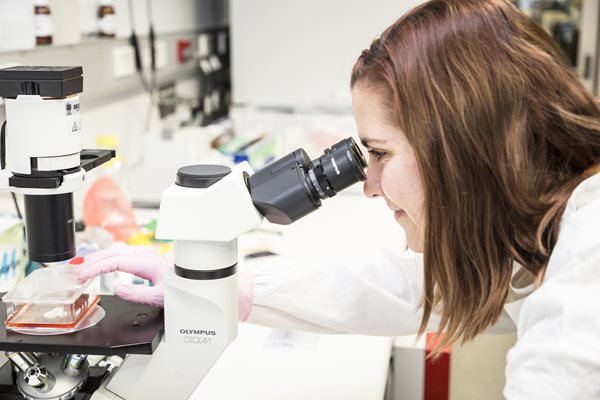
{"left": 368, "top": 150, "right": 386, "bottom": 161}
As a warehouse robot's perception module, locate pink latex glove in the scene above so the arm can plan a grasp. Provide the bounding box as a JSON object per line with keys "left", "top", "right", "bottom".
{"left": 77, "top": 244, "right": 169, "bottom": 308}
{"left": 78, "top": 244, "right": 256, "bottom": 320}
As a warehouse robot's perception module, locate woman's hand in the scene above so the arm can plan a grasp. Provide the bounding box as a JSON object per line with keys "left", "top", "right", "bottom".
{"left": 77, "top": 244, "right": 170, "bottom": 308}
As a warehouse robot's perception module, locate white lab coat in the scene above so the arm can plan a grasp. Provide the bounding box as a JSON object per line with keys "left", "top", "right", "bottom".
{"left": 244, "top": 171, "right": 600, "bottom": 399}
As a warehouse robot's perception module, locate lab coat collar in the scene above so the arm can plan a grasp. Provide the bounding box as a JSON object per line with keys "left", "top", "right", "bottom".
{"left": 503, "top": 170, "right": 600, "bottom": 326}
{"left": 566, "top": 170, "right": 600, "bottom": 214}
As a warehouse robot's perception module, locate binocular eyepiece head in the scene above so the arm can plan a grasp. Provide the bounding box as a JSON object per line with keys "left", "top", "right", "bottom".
{"left": 248, "top": 137, "right": 367, "bottom": 225}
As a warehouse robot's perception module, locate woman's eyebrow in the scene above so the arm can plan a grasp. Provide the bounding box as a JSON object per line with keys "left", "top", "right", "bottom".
{"left": 360, "top": 138, "right": 388, "bottom": 147}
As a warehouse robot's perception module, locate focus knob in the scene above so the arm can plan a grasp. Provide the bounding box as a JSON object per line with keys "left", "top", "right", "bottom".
{"left": 24, "top": 365, "right": 49, "bottom": 388}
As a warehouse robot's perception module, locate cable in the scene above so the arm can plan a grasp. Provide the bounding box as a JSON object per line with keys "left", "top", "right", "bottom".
{"left": 127, "top": 0, "right": 151, "bottom": 95}
{"left": 128, "top": 0, "right": 158, "bottom": 135}
{"left": 147, "top": 0, "right": 157, "bottom": 93}
{"left": 1, "top": 120, "right": 6, "bottom": 170}
{"left": 11, "top": 193, "right": 22, "bottom": 220}
{"left": 144, "top": 0, "right": 158, "bottom": 133}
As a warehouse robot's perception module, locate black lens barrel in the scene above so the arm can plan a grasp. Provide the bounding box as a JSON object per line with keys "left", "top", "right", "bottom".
{"left": 24, "top": 193, "right": 76, "bottom": 262}
{"left": 310, "top": 138, "right": 367, "bottom": 199}
{"left": 248, "top": 149, "right": 321, "bottom": 225}
{"left": 248, "top": 137, "right": 367, "bottom": 225}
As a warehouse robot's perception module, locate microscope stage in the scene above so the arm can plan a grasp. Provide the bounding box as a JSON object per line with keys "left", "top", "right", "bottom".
{"left": 0, "top": 294, "right": 164, "bottom": 355}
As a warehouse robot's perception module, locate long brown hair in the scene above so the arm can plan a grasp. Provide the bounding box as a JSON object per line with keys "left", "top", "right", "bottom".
{"left": 351, "top": 0, "right": 600, "bottom": 352}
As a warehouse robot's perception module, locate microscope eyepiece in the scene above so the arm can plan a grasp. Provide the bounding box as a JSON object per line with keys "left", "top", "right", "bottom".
{"left": 307, "top": 137, "right": 367, "bottom": 200}
{"left": 248, "top": 137, "right": 367, "bottom": 225}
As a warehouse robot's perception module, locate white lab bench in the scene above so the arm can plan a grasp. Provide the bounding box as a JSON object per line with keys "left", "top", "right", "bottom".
{"left": 193, "top": 324, "right": 393, "bottom": 400}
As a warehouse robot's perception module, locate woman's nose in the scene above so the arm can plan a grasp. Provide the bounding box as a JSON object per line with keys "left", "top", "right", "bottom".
{"left": 363, "top": 165, "right": 382, "bottom": 198}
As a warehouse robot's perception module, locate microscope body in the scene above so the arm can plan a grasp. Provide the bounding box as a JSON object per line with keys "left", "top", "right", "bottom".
{"left": 3, "top": 94, "right": 81, "bottom": 177}
{"left": 95, "top": 135, "right": 367, "bottom": 398}
{"left": 93, "top": 162, "right": 263, "bottom": 400}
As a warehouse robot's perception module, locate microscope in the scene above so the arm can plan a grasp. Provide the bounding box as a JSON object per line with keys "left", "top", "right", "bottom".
{"left": 0, "top": 66, "right": 367, "bottom": 400}
{"left": 0, "top": 66, "right": 114, "bottom": 262}
{"left": 0, "top": 66, "right": 116, "bottom": 399}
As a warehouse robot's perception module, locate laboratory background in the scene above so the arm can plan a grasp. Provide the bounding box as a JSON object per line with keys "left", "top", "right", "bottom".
{"left": 0, "top": 0, "right": 591, "bottom": 399}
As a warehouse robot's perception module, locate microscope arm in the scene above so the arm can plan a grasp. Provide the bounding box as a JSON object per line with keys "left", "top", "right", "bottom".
{"left": 94, "top": 162, "right": 263, "bottom": 400}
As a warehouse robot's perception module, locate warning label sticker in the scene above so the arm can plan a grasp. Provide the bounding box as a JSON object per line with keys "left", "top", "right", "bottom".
{"left": 70, "top": 119, "right": 81, "bottom": 134}
{"left": 66, "top": 98, "right": 81, "bottom": 135}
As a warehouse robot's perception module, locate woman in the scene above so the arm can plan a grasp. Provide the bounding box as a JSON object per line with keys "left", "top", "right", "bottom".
{"left": 79, "top": 0, "right": 600, "bottom": 397}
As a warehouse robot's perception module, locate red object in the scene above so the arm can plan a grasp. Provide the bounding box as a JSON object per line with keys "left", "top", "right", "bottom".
{"left": 83, "top": 176, "right": 138, "bottom": 241}
{"left": 424, "top": 332, "right": 451, "bottom": 400}
{"left": 69, "top": 257, "right": 84, "bottom": 265}
{"left": 177, "top": 39, "right": 192, "bottom": 63}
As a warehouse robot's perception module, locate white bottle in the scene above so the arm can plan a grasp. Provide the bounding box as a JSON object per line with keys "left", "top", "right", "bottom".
{"left": 98, "top": 0, "right": 116, "bottom": 38}
{"left": 34, "top": 0, "right": 53, "bottom": 45}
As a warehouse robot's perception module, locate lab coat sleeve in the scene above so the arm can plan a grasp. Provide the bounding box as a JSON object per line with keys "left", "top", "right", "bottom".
{"left": 241, "top": 247, "right": 441, "bottom": 336}
{"left": 504, "top": 246, "right": 600, "bottom": 399}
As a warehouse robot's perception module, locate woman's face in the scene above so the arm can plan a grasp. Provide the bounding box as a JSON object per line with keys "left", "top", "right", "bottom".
{"left": 352, "top": 85, "right": 425, "bottom": 252}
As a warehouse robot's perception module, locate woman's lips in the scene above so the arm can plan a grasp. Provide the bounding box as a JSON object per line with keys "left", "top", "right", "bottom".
{"left": 394, "top": 210, "right": 405, "bottom": 219}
